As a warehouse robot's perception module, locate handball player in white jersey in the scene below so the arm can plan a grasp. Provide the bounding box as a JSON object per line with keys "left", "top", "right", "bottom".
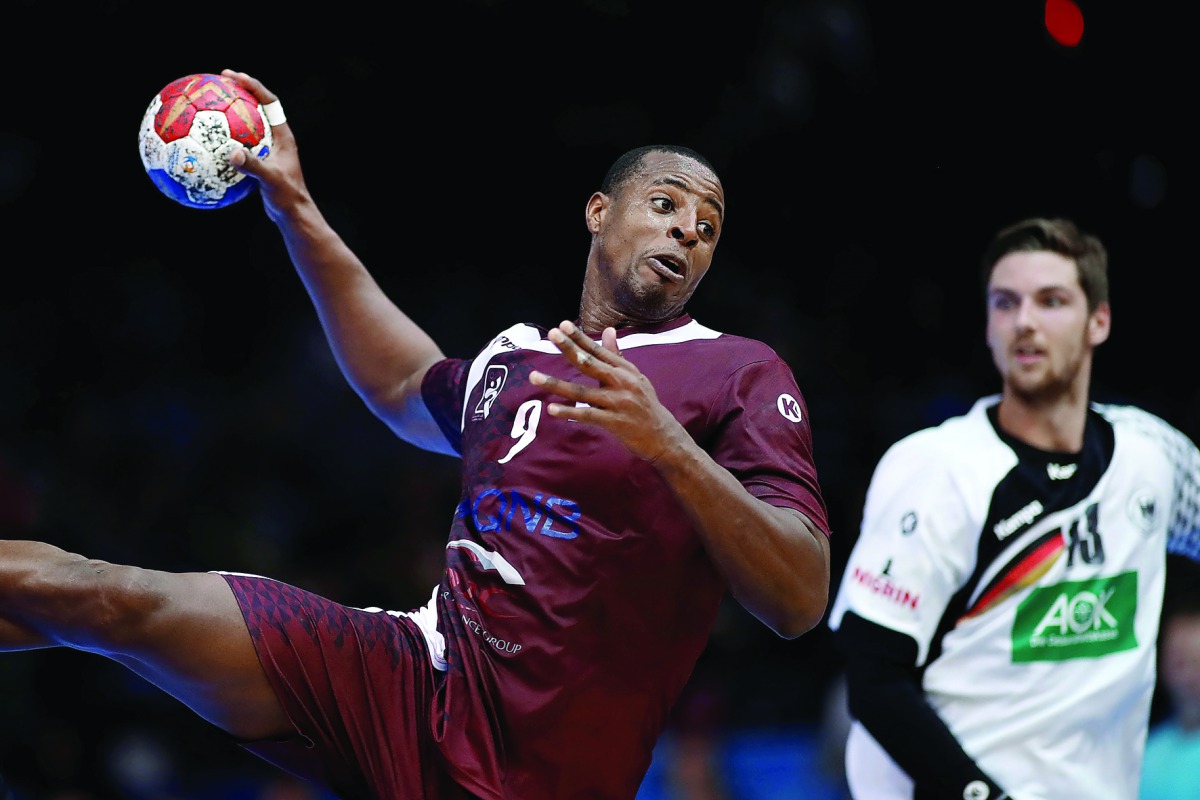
{"left": 0, "top": 71, "right": 832, "bottom": 799}
{"left": 828, "top": 217, "right": 1200, "bottom": 800}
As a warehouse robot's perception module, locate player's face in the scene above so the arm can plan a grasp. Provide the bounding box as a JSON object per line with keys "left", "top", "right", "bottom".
{"left": 985, "top": 250, "right": 1110, "bottom": 402}
{"left": 586, "top": 152, "right": 724, "bottom": 324}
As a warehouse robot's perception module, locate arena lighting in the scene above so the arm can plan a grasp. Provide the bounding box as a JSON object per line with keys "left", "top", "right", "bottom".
{"left": 1045, "top": 0, "right": 1084, "bottom": 47}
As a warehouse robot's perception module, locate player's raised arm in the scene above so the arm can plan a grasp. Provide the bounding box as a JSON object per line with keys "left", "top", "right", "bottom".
{"left": 221, "top": 70, "right": 451, "bottom": 454}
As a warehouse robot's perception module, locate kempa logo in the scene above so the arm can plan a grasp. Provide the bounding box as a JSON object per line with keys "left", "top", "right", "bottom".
{"left": 993, "top": 500, "right": 1043, "bottom": 540}
{"left": 1011, "top": 572, "right": 1138, "bottom": 662}
{"left": 776, "top": 393, "right": 803, "bottom": 423}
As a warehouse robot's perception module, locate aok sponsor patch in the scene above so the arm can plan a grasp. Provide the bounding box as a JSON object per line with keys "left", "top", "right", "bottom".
{"left": 1011, "top": 572, "right": 1138, "bottom": 662}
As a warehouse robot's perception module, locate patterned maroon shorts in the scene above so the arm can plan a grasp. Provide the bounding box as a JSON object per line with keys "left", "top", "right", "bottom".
{"left": 220, "top": 573, "right": 478, "bottom": 800}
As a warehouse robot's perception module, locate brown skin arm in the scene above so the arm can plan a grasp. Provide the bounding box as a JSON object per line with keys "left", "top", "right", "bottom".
{"left": 530, "top": 322, "right": 830, "bottom": 638}
{"left": 221, "top": 70, "right": 449, "bottom": 452}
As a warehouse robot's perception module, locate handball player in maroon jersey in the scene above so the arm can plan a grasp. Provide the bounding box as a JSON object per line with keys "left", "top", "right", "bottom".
{"left": 0, "top": 71, "right": 832, "bottom": 799}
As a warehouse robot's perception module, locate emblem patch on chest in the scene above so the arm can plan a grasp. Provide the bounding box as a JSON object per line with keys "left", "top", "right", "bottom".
{"left": 473, "top": 365, "right": 509, "bottom": 420}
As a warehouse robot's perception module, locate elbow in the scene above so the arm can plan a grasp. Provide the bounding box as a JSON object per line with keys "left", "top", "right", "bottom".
{"left": 773, "top": 621, "right": 813, "bottom": 641}
{"left": 775, "top": 554, "right": 832, "bottom": 639}
{"left": 757, "top": 587, "right": 829, "bottom": 640}
{"left": 734, "top": 509, "right": 832, "bottom": 639}
{"left": 774, "top": 599, "right": 828, "bottom": 640}
{"left": 771, "top": 512, "right": 831, "bottom": 639}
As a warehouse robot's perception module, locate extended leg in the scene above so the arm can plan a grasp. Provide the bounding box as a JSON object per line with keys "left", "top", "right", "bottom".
{"left": 0, "top": 539, "right": 291, "bottom": 742}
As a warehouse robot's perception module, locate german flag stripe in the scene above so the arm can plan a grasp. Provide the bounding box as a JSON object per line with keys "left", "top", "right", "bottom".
{"left": 959, "top": 531, "right": 1064, "bottom": 621}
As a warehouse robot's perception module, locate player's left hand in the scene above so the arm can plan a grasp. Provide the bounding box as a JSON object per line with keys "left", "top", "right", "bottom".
{"left": 531, "top": 321, "right": 690, "bottom": 463}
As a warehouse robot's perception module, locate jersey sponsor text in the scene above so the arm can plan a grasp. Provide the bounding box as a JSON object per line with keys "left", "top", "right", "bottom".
{"left": 993, "top": 500, "right": 1043, "bottom": 540}
{"left": 849, "top": 565, "right": 919, "bottom": 609}
{"left": 1012, "top": 572, "right": 1138, "bottom": 662}
{"left": 457, "top": 488, "right": 582, "bottom": 540}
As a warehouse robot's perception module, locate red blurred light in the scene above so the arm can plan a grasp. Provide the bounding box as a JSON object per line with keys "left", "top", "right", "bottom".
{"left": 1045, "top": 0, "right": 1084, "bottom": 47}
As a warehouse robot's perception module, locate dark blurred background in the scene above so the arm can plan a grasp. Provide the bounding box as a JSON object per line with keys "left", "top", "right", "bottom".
{"left": 1, "top": 1, "right": 1196, "bottom": 797}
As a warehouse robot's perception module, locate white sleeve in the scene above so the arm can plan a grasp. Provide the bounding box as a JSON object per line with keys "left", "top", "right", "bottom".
{"left": 829, "top": 432, "right": 980, "bottom": 665}
{"left": 1166, "top": 423, "right": 1200, "bottom": 561}
{"left": 1102, "top": 404, "right": 1200, "bottom": 561}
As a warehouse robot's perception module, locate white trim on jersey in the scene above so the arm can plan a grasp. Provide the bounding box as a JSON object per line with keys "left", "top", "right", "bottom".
{"left": 457, "top": 320, "right": 724, "bottom": 433}
{"left": 612, "top": 320, "right": 722, "bottom": 349}
{"left": 459, "top": 323, "right": 545, "bottom": 433}
{"left": 447, "top": 540, "right": 527, "bottom": 585}
{"left": 397, "top": 586, "right": 447, "bottom": 671}
{"left": 357, "top": 586, "right": 448, "bottom": 672}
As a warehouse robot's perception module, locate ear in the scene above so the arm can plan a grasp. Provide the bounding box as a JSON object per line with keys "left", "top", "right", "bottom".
{"left": 1087, "top": 301, "right": 1112, "bottom": 346}
{"left": 585, "top": 192, "right": 608, "bottom": 234}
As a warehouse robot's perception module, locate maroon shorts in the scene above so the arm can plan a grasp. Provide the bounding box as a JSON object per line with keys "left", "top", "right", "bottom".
{"left": 220, "top": 573, "right": 477, "bottom": 800}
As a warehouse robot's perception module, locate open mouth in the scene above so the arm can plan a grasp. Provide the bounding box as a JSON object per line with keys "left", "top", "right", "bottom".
{"left": 649, "top": 254, "right": 685, "bottom": 280}
{"left": 1014, "top": 345, "right": 1044, "bottom": 363}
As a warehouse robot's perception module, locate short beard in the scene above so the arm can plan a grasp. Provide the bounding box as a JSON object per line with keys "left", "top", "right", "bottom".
{"left": 614, "top": 274, "right": 679, "bottom": 324}
{"left": 1008, "top": 370, "right": 1074, "bottom": 407}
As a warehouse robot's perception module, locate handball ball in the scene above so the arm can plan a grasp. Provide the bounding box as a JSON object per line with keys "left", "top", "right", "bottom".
{"left": 138, "top": 73, "right": 273, "bottom": 210}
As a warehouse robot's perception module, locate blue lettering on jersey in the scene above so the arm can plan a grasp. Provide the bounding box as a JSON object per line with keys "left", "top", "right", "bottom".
{"left": 457, "top": 489, "right": 582, "bottom": 540}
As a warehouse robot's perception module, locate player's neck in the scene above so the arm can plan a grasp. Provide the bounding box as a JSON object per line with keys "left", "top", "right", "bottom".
{"left": 577, "top": 282, "right": 628, "bottom": 334}
{"left": 996, "top": 388, "right": 1090, "bottom": 453}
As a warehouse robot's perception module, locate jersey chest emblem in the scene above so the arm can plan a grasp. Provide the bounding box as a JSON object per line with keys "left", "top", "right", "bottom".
{"left": 1011, "top": 571, "right": 1138, "bottom": 662}
{"left": 472, "top": 365, "right": 509, "bottom": 420}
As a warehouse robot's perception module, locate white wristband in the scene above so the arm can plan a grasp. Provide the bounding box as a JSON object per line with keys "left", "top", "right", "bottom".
{"left": 262, "top": 100, "right": 287, "bottom": 126}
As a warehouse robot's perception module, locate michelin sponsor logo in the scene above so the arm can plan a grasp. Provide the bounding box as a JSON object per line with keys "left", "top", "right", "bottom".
{"left": 849, "top": 565, "right": 919, "bottom": 610}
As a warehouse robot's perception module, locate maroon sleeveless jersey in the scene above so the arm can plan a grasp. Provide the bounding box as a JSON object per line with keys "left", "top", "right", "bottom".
{"left": 418, "top": 314, "right": 829, "bottom": 799}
